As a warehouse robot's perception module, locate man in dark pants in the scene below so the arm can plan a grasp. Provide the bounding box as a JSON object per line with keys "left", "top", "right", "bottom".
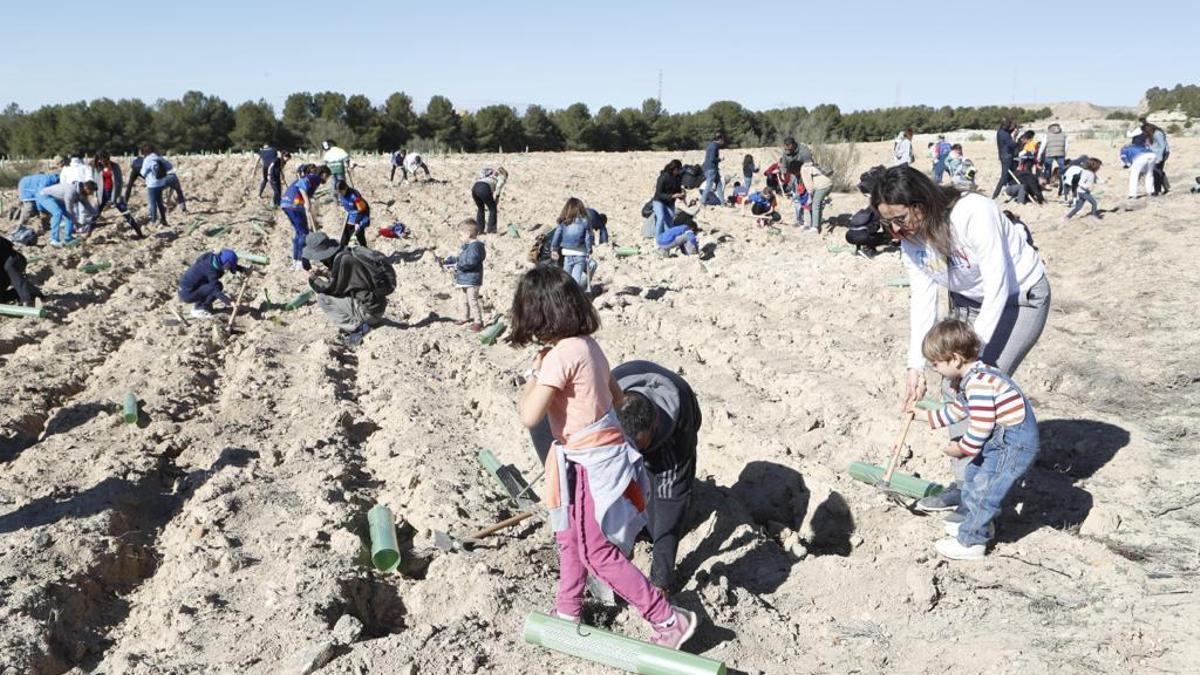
{"left": 991, "top": 119, "right": 1019, "bottom": 199}
{"left": 0, "top": 236, "right": 43, "bottom": 307}
{"left": 252, "top": 144, "right": 279, "bottom": 199}
{"left": 123, "top": 154, "right": 144, "bottom": 204}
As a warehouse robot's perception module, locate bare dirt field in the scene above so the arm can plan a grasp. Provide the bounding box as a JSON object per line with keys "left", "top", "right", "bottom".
{"left": 1, "top": 135, "right": 1198, "bottom": 674}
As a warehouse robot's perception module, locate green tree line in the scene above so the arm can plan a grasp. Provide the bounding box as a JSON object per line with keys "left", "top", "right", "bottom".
{"left": 1145, "top": 84, "right": 1200, "bottom": 118}
{"left": 0, "top": 89, "right": 1053, "bottom": 158}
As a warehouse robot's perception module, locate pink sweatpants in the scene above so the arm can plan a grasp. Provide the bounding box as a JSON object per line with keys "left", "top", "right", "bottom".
{"left": 554, "top": 466, "right": 672, "bottom": 623}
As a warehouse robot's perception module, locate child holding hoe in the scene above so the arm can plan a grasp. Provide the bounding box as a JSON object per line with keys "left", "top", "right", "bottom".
{"left": 911, "top": 318, "right": 1040, "bottom": 561}
{"left": 510, "top": 265, "right": 699, "bottom": 649}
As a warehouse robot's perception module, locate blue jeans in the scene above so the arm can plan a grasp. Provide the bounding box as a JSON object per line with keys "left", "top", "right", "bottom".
{"left": 562, "top": 255, "right": 588, "bottom": 287}
{"left": 660, "top": 231, "right": 697, "bottom": 255}
{"left": 1065, "top": 191, "right": 1099, "bottom": 218}
{"left": 932, "top": 160, "right": 946, "bottom": 184}
{"left": 283, "top": 208, "right": 308, "bottom": 261}
{"left": 146, "top": 185, "right": 167, "bottom": 224}
{"left": 703, "top": 168, "right": 724, "bottom": 205}
{"left": 1041, "top": 155, "right": 1065, "bottom": 183}
{"left": 651, "top": 200, "right": 675, "bottom": 237}
{"left": 743, "top": 173, "right": 753, "bottom": 192}
{"left": 957, "top": 373, "right": 1039, "bottom": 548}
{"left": 37, "top": 195, "right": 73, "bottom": 243}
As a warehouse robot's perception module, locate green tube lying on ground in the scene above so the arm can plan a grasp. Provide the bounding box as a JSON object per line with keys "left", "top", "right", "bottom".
{"left": 284, "top": 290, "right": 314, "bottom": 311}
{"left": 204, "top": 225, "right": 229, "bottom": 237}
{"left": 235, "top": 251, "right": 269, "bottom": 265}
{"left": 122, "top": 392, "right": 138, "bottom": 425}
{"left": 186, "top": 219, "right": 207, "bottom": 235}
{"left": 615, "top": 246, "right": 640, "bottom": 258}
{"left": 479, "top": 320, "right": 506, "bottom": 345}
{"left": 915, "top": 396, "right": 942, "bottom": 411}
{"left": 367, "top": 505, "right": 401, "bottom": 572}
{"left": 79, "top": 261, "right": 112, "bottom": 274}
{"left": 523, "top": 612, "right": 726, "bottom": 675}
{"left": 252, "top": 222, "right": 270, "bottom": 237}
{"left": 886, "top": 277, "right": 910, "bottom": 288}
{"left": 847, "top": 461, "right": 944, "bottom": 499}
{"left": 0, "top": 304, "right": 46, "bottom": 319}
{"left": 507, "top": 223, "right": 521, "bottom": 238}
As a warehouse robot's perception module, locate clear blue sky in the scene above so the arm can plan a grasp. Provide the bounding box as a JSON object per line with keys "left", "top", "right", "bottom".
{"left": 5, "top": 0, "right": 1198, "bottom": 115}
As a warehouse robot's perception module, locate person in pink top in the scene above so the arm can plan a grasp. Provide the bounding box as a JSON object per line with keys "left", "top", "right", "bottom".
{"left": 510, "top": 264, "right": 699, "bottom": 650}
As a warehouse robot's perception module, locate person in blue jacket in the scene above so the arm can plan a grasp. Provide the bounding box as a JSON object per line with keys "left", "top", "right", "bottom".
{"left": 15, "top": 172, "right": 60, "bottom": 228}
{"left": 548, "top": 198, "right": 593, "bottom": 287}
{"left": 656, "top": 221, "right": 699, "bottom": 256}
{"left": 334, "top": 180, "right": 370, "bottom": 248}
{"left": 139, "top": 144, "right": 175, "bottom": 226}
{"left": 281, "top": 165, "right": 333, "bottom": 271}
{"left": 702, "top": 132, "right": 725, "bottom": 206}
{"left": 178, "top": 248, "right": 245, "bottom": 319}
{"left": 251, "top": 144, "right": 279, "bottom": 198}
{"left": 440, "top": 219, "right": 487, "bottom": 331}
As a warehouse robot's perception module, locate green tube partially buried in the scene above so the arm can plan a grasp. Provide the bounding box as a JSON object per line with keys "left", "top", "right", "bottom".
{"left": 847, "top": 461, "right": 944, "bottom": 499}
{"left": 122, "top": 392, "right": 138, "bottom": 425}
{"left": 284, "top": 290, "right": 314, "bottom": 311}
{"left": 507, "top": 223, "right": 521, "bottom": 238}
{"left": 523, "top": 612, "right": 726, "bottom": 675}
{"left": 252, "top": 222, "right": 270, "bottom": 237}
{"left": 204, "top": 225, "right": 229, "bottom": 237}
{"left": 479, "top": 320, "right": 506, "bottom": 345}
{"left": 367, "top": 505, "right": 401, "bottom": 572}
{"left": 0, "top": 304, "right": 46, "bottom": 319}
{"left": 235, "top": 251, "right": 269, "bottom": 265}
{"left": 615, "top": 246, "right": 640, "bottom": 258}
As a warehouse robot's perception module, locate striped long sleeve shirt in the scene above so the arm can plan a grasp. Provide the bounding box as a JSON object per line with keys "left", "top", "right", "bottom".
{"left": 925, "top": 362, "right": 1028, "bottom": 455}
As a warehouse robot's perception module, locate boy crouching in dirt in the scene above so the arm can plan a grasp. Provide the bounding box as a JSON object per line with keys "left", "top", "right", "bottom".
{"left": 911, "top": 319, "right": 1040, "bottom": 561}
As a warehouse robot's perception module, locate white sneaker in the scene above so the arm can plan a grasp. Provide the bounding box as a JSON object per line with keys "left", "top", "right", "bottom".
{"left": 935, "top": 537, "right": 985, "bottom": 561}
{"left": 190, "top": 307, "right": 213, "bottom": 319}
{"left": 943, "top": 520, "right": 993, "bottom": 539}
{"left": 48, "top": 239, "right": 64, "bottom": 248}
{"left": 803, "top": 225, "right": 819, "bottom": 234}
{"left": 291, "top": 260, "right": 304, "bottom": 272}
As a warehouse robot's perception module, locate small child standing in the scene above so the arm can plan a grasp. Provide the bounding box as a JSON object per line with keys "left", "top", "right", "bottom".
{"left": 549, "top": 198, "right": 594, "bottom": 288}
{"left": 442, "top": 219, "right": 486, "bottom": 331}
{"left": 913, "top": 319, "right": 1040, "bottom": 561}
{"left": 510, "top": 265, "right": 698, "bottom": 649}
{"left": 1063, "top": 158, "right": 1103, "bottom": 221}
{"left": 742, "top": 153, "right": 758, "bottom": 192}
{"left": 335, "top": 180, "right": 371, "bottom": 248}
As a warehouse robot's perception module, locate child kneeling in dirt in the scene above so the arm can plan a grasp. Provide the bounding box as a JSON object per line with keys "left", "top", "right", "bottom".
{"left": 440, "top": 219, "right": 486, "bottom": 331}
{"left": 912, "top": 319, "right": 1040, "bottom": 561}
{"left": 178, "top": 248, "right": 244, "bottom": 319}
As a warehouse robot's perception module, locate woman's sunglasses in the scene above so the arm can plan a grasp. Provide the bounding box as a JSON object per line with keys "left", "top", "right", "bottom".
{"left": 879, "top": 212, "right": 908, "bottom": 229}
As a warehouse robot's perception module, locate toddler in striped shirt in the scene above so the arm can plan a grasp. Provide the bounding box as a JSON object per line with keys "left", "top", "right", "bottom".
{"left": 913, "top": 319, "right": 1040, "bottom": 561}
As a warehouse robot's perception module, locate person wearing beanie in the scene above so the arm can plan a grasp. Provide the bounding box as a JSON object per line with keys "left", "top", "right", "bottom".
{"left": 178, "top": 248, "right": 245, "bottom": 319}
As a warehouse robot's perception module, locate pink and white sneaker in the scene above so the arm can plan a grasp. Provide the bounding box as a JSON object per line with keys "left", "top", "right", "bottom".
{"left": 650, "top": 606, "right": 698, "bottom": 650}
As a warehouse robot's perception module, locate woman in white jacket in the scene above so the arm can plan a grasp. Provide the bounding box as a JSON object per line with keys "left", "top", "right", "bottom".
{"left": 872, "top": 166, "right": 1052, "bottom": 511}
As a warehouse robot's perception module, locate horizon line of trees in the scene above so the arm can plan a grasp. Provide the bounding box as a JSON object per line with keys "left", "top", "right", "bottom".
{"left": 0, "top": 90, "right": 1056, "bottom": 159}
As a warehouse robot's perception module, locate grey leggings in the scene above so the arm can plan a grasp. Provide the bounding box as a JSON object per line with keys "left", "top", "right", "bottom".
{"left": 946, "top": 274, "right": 1052, "bottom": 481}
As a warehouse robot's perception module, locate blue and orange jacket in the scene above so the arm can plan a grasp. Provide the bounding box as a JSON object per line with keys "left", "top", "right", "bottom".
{"left": 339, "top": 188, "right": 370, "bottom": 225}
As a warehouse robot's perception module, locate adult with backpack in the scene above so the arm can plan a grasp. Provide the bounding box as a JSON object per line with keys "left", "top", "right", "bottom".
{"left": 472, "top": 166, "right": 508, "bottom": 234}
{"left": 702, "top": 132, "right": 725, "bottom": 206}
{"left": 140, "top": 145, "right": 175, "bottom": 226}
{"left": 892, "top": 128, "right": 915, "bottom": 167}
{"left": 652, "top": 160, "right": 686, "bottom": 237}
{"left": 990, "top": 119, "right": 1019, "bottom": 199}
{"left": 872, "top": 165, "right": 1050, "bottom": 514}
{"left": 301, "top": 231, "right": 394, "bottom": 347}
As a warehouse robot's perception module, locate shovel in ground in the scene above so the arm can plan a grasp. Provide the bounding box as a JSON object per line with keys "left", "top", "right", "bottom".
{"left": 848, "top": 411, "right": 945, "bottom": 501}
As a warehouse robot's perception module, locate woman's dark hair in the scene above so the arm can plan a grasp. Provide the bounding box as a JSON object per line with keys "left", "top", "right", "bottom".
{"left": 139, "top": 143, "right": 155, "bottom": 155}
{"left": 508, "top": 264, "right": 600, "bottom": 347}
{"left": 557, "top": 197, "right": 588, "bottom": 225}
{"left": 869, "top": 165, "right": 962, "bottom": 258}
{"left": 316, "top": 165, "right": 333, "bottom": 178}
{"left": 951, "top": 143, "right": 962, "bottom": 152}
{"left": 1019, "top": 130, "right": 1035, "bottom": 140}
{"left": 1084, "top": 157, "right": 1103, "bottom": 172}
{"left": 662, "top": 159, "right": 682, "bottom": 174}
{"left": 335, "top": 180, "right": 349, "bottom": 194}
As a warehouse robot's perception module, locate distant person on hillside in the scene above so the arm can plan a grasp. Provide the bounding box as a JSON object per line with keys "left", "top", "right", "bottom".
{"left": 872, "top": 166, "right": 1050, "bottom": 514}
{"left": 178, "top": 248, "right": 244, "bottom": 319}
{"left": 252, "top": 144, "right": 279, "bottom": 198}
{"left": 702, "top": 132, "right": 725, "bottom": 206}
{"left": 282, "top": 165, "right": 333, "bottom": 271}
{"left": 891, "top": 128, "right": 915, "bottom": 167}
{"left": 1142, "top": 123, "right": 1170, "bottom": 195}
{"left": 1063, "top": 158, "right": 1103, "bottom": 221}
{"left": 0, "top": 236, "right": 43, "bottom": 307}
{"left": 37, "top": 179, "right": 97, "bottom": 247}
{"left": 742, "top": 153, "right": 758, "bottom": 192}
{"left": 321, "top": 139, "right": 352, "bottom": 188}
{"left": 549, "top": 198, "right": 594, "bottom": 288}
{"left": 302, "top": 231, "right": 391, "bottom": 347}
{"left": 472, "top": 166, "right": 508, "bottom": 234}
{"left": 1038, "top": 123, "right": 1068, "bottom": 188}
{"left": 990, "top": 119, "right": 1019, "bottom": 199}
{"left": 139, "top": 145, "right": 175, "bottom": 226}
{"left": 931, "top": 135, "right": 952, "bottom": 184}
{"left": 335, "top": 180, "right": 371, "bottom": 249}
{"left": 652, "top": 160, "right": 685, "bottom": 236}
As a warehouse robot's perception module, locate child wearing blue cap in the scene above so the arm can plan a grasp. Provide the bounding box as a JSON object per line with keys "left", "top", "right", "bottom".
{"left": 179, "top": 248, "right": 245, "bottom": 319}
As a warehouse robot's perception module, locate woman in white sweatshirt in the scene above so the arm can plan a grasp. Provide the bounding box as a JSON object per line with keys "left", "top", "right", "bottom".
{"left": 871, "top": 166, "right": 1051, "bottom": 511}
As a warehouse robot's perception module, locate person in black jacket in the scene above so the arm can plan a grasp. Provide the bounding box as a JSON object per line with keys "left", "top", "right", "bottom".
{"left": 653, "top": 160, "right": 686, "bottom": 237}
{"left": 0, "top": 236, "right": 42, "bottom": 307}
{"left": 302, "top": 232, "right": 388, "bottom": 346}
{"left": 178, "top": 249, "right": 243, "bottom": 319}
{"left": 991, "top": 119, "right": 1019, "bottom": 198}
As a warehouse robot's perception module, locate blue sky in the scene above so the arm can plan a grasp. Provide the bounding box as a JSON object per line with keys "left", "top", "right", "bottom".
{"left": 4, "top": 0, "right": 1197, "bottom": 115}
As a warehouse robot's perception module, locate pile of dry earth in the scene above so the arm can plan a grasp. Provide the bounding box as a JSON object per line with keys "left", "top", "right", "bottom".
{"left": 1, "top": 138, "right": 1197, "bottom": 674}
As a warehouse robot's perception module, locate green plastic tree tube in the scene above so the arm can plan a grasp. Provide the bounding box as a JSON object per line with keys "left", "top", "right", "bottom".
{"left": 0, "top": 304, "right": 46, "bottom": 319}
{"left": 615, "top": 246, "right": 640, "bottom": 258}
{"left": 826, "top": 244, "right": 850, "bottom": 254}
{"left": 204, "top": 225, "right": 229, "bottom": 237}
{"left": 79, "top": 261, "right": 112, "bottom": 274}
{"left": 284, "top": 290, "right": 314, "bottom": 311}
{"left": 185, "top": 219, "right": 207, "bottom": 235}
{"left": 479, "top": 320, "right": 506, "bottom": 345}
{"left": 507, "top": 223, "right": 521, "bottom": 238}
{"left": 235, "top": 251, "right": 269, "bottom": 265}
{"left": 915, "top": 396, "right": 941, "bottom": 411}
{"left": 252, "top": 222, "right": 270, "bottom": 237}
{"left": 523, "top": 612, "right": 726, "bottom": 675}
{"left": 122, "top": 392, "right": 138, "bottom": 425}
{"left": 367, "top": 505, "right": 401, "bottom": 572}
{"left": 767, "top": 227, "right": 782, "bottom": 235}
{"left": 886, "top": 278, "right": 910, "bottom": 288}
{"left": 847, "top": 461, "right": 944, "bottom": 499}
